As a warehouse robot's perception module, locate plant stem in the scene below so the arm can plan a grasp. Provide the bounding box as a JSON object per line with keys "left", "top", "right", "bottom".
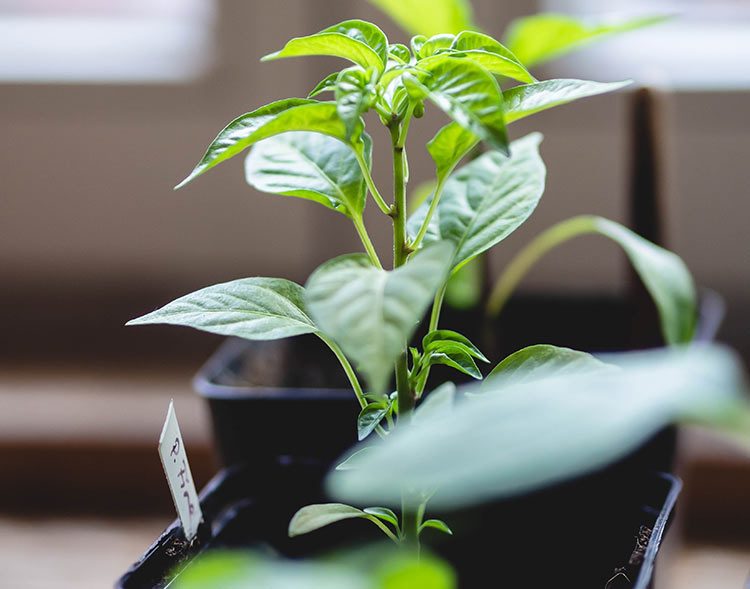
{"left": 318, "top": 334, "right": 368, "bottom": 409}
{"left": 429, "top": 283, "right": 447, "bottom": 332}
{"left": 352, "top": 214, "right": 383, "bottom": 269}
{"left": 355, "top": 150, "right": 391, "bottom": 215}
{"left": 486, "top": 216, "right": 597, "bottom": 317}
{"left": 410, "top": 175, "right": 447, "bottom": 253}
{"left": 390, "top": 113, "right": 421, "bottom": 554}
{"left": 401, "top": 494, "right": 420, "bottom": 554}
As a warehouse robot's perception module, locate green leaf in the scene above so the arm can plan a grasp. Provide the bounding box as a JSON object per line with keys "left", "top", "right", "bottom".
{"left": 309, "top": 72, "right": 339, "bottom": 98}
{"left": 388, "top": 43, "right": 411, "bottom": 64}
{"left": 486, "top": 344, "right": 610, "bottom": 385}
{"left": 245, "top": 131, "right": 370, "bottom": 218}
{"left": 487, "top": 216, "right": 697, "bottom": 345}
{"left": 408, "top": 133, "right": 545, "bottom": 272}
{"left": 425, "top": 344, "right": 482, "bottom": 380}
{"left": 415, "top": 382, "right": 456, "bottom": 422}
{"left": 403, "top": 55, "right": 508, "bottom": 153}
{"left": 328, "top": 345, "right": 747, "bottom": 508}
{"left": 175, "top": 98, "right": 313, "bottom": 188}
{"left": 418, "top": 34, "right": 455, "bottom": 59}
{"left": 450, "top": 31, "right": 535, "bottom": 83}
{"left": 358, "top": 403, "right": 389, "bottom": 441}
{"left": 288, "top": 503, "right": 370, "bottom": 537}
{"left": 376, "top": 554, "right": 456, "bottom": 589}
{"left": 426, "top": 122, "right": 478, "bottom": 182}
{"left": 504, "top": 79, "right": 631, "bottom": 124}
{"left": 368, "top": 0, "right": 474, "bottom": 37}
{"left": 363, "top": 507, "right": 400, "bottom": 527}
{"left": 177, "top": 101, "right": 364, "bottom": 189}
{"left": 262, "top": 19, "right": 388, "bottom": 73}
{"left": 306, "top": 242, "right": 454, "bottom": 394}
{"left": 174, "top": 553, "right": 371, "bottom": 589}
{"left": 127, "top": 278, "right": 317, "bottom": 340}
{"left": 423, "top": 330, "right": 487, "bottom": 362}
{"left": 336, "top": 447, "right": 377, "bottom": 471}
{"left": 419, "top": 519, "right": 453, "bottom": 535}
{"left": 504, "top": 13, "right": 668, "bottom": 68}
{"left": 336, "top": 67, "right": 377, "bottom": 139}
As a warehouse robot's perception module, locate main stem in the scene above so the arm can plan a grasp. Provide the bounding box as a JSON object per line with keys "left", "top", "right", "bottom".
{"left": 390, "top": 118, "right": 420, "bottom": 552}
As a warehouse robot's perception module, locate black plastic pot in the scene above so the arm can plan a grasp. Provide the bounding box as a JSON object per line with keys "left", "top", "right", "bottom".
{"left": 117, "top": 459, "right": 680, "bottom": 588}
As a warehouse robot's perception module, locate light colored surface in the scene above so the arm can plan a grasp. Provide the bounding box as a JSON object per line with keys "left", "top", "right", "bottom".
{"left": 0, "top": 368, "right": 210, "bottom": 445}
{"left": 659, "top": 544, "right": 750, "bottom": 589}
{"left": 0, "top": 516, "right": 166, "bottom": 589}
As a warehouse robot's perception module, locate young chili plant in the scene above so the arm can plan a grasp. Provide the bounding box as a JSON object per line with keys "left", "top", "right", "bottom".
{"left": 129, "top": 17, "right": 697, "bottom": 553}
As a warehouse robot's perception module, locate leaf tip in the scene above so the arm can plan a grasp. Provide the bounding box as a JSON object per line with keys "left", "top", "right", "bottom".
{"left": 260, "top": 51, "right": 280, "bottom": 62}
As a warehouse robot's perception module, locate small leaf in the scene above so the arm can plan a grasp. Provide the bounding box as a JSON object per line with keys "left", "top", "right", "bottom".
{"left": 408, "top": 133, "right": 545, "bottom": 272}
{"left": 288, "top": 503, "right": 368, "bottom": 537}
{"left": 427, "top": 122, "right": 478, "bottom": 182}
{"left": 127, "top": 278, "right": 317, "bottom": 340}
{"left": 263, "top": 19, "right": 388, "bottom": 73}
{"left": 245, "top": 131, "right": 371, "bottom": 218}
{"left": 504, "top": 13, "right": 668, "bottom": 68}
{"left": 415, "top": 382, "right": 456, "bottom": 422}
{"left": 403, "top": 55, "right": 508, "bottom": 153}
{"left": 486, "top": 344, "right": 610, "bottom": 386}
{"left": 388, "top": 43, "right": 411, "bottom": 64}
{"left": 358, "top": 403, "right": 389, "bottom": 441}
{"left": 450, "top": 31, "right": 534, "bottom": 83}
{"left": 423, "top": 330, "right": 488, "bottom": 362}
{"left": 426, "top": 345, "right": 482, "bottom": 380}
{"left": 420, "top": 519, "right": 453, "bottom": 535}
{"left": 336, "top": 67, "right": 377, "bottom": 139}
{"left": 177, "top": 101, "right": 364, "bottom": 188}
{"left": 503, "top": 79, "right": 631, "bottom": 124}
{"left": 308, "top": 72, "right": 339, "bottom": 97}
{"left": 306, "top": 242, "right": 455, "bottom": 394}
{"left": 363, "top": 507, "right": 400, "bottom": 527}
{"left": 336, "top": 447, "right": 376, "bottom": 471}
{"left": 418, "top": 34, "right": 455, "bottom": 59}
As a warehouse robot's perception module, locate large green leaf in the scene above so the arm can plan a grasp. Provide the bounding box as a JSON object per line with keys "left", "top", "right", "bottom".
{"left": 177, "top": 101, "right": 363, "bottom": 189}
{"left": 450, "top": 31, "right": 534, "bottom": 83}
{"left": 126, "top": 278, "right": 317, "bottom": 340}
{"left": 175, "top": 99, "right": 313, "bottom": 188}
{"left": 306, "top": 242, "right": 454, "bottom": 394}
{"left": 263, "top": 20, "right": 388, "bottom": 73}
{"left": 245, "top": 131, "right": 370, "bottom": 218}
{"left": 403, "top": 55, "right": 508, "bottom": 153}
{"left": 503, "top": 79, "right": 631, "bottom": 124}
{"left": 328, "top": 345, "right": 747, "bottom": 508}
{"left": 368, "top": 0, "right": 473, "bottom": 37}
{"left": 487, "top": 216, "right": 697, "bottom": 345}
{"left": 486, "top": 344, "right": 609, "bottom": 385}
{"left": 504, "top": 13, "right": 667, "bottom": 68}
{"left": 408, "top": 133, "right": 545, "bottom": 272}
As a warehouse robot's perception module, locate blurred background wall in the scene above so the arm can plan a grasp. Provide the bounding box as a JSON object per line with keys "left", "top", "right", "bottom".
{"left": 1, "top": 0, "right": 748, "bottom": 363}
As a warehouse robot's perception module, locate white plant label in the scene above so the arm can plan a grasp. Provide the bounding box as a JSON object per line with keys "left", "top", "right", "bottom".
{"left": 158, "top": 400, "right": 203, "bottom": 541}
